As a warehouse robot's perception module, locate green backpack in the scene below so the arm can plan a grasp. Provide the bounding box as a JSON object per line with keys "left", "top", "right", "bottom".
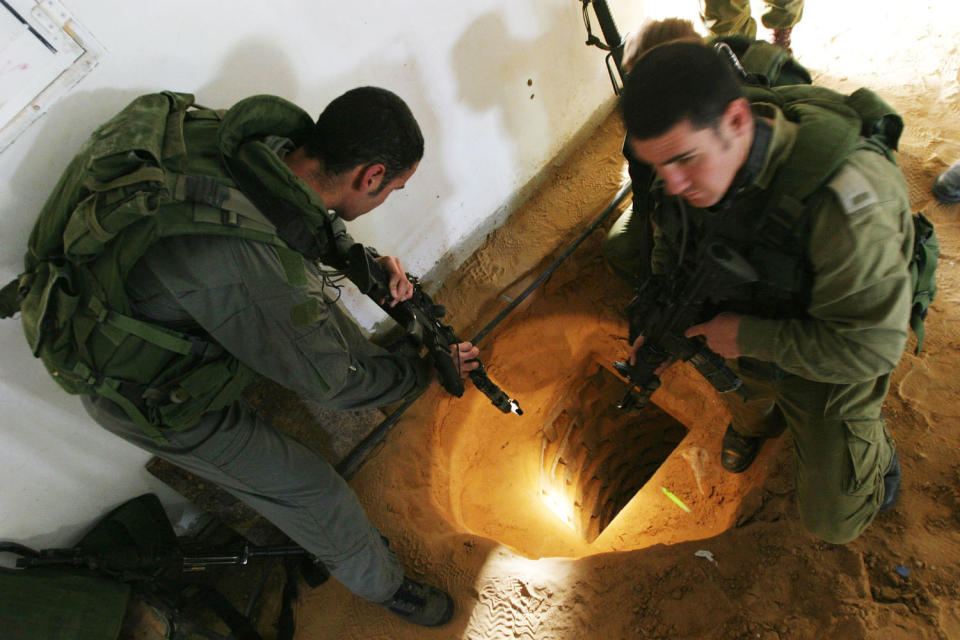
{"left": 741, "top": 82, "right": 939, "bottom": 353}
{"left": 0, "top": 92, "right": 313, "bottom": 441}
{"left": 0, "top": 493, "right": 272, "bottom": 640}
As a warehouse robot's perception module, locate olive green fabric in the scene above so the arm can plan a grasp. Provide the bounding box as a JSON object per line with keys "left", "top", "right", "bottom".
{"left": 714, "top": 35, "right": 812, "bottom": 86}
{"left": 602, "top": 202, "right": 652, "bottom": 283}
{"left": 699, "top": 0, "right": 804, "bottom": 39}
{"left": 17, "top": 90, "right": 432, "bottom": 604}
{"left": 602, "top": 37, "right": 811, "bottom": 284}
{"left": 648, "top": 103, "right": 913, "bottom": 380}
{"left": 124, "top": 233, "right": 431, "bottom": 410}
{"left": 15, "top": 92, "right": 353, "bottom": 436}
{"left": 0, "top": 568, "right": 130, "bottom": 640}
{"left": 610, "top": 78, "right": 914, "bottom": 541}
{"left": 732, "top": 128, "right": 913, "bottom": 380}
{"left": 727, "top": 359, "right": 894, "bottom": 543}
{"left": 646, "top": 102, "right": 911, "bottom": 541}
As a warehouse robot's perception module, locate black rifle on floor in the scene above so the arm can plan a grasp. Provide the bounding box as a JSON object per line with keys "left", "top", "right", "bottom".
{"left": 2, "top": 540, "right": 323, "bottom": 640}
{"left": 613, "top": 241, "right": 758, "bottom": 411}
{"left": 2, "top": 541, "right": 310, "bottom": 573}
{"left": 341, "top": 243, "right": 522, "bottom": 416}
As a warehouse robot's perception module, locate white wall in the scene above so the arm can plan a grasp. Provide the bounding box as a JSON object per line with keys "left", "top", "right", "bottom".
{"left": 0, "top": 0, "right": 646, "bottom": 548}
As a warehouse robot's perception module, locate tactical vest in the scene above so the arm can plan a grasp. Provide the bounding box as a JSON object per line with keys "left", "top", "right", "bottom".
{"left": 6, "top": 92, "right": 341, "bottom": 441}
{"left": 654, "top": 84, "right": 906, "bottom": 320}
{"left": 623, "top": 37, "right": 813, "bottom": 284}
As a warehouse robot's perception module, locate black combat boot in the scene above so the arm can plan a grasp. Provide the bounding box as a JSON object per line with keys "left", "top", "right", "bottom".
{"left": 720, "top": 424, "right": 765, "bottom": 473}
{"left": 878, "top": 451, "right": 902, "bottom": 513}
{"left": 378, "top": 577, "right": 455, "bottom": 627}
{"left": 932, "top": 161, "right": 960, "bottom": 203}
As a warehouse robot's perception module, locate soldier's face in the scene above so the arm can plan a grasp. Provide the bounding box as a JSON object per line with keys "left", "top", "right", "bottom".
{"left": 628, "top": 100, "right": 752, "bottom": 208}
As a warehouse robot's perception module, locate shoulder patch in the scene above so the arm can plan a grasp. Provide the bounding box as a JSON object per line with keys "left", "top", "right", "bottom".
{"left": 826, "top": 163, "right": 878, "bottom": 215}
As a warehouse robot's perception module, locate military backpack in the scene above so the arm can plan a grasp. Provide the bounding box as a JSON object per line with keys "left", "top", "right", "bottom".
{"left": 0, "top": 91, "right": 329, "bottom": 441}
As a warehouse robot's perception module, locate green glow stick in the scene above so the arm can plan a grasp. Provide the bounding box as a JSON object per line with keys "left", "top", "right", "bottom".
{"left": 661, "top": 486, "right": 691, "bottom": 513}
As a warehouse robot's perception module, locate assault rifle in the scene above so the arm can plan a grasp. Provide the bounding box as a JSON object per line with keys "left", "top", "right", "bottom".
{"left": 580, "top": 0, "right": 627, "bottom": 93}
{"left": 341, "top": 243, "right": 522, "bottom": 416}
{"left": 2, "top": 541, "right": 309, "bottom": 575}
{"left": 613, "top": 241, "right": 759, "bottom": 411}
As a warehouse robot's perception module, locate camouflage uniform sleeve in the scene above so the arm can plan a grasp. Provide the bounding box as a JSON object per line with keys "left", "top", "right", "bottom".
{"left": 136, "top": 234, "right": 431, "bottom": 409}
{"left": 736, "top": 150, "right": 915, "bottom": 383}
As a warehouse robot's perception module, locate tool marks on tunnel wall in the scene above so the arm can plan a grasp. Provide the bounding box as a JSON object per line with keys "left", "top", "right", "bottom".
{"left": 539, "top": 363, "right": 688, "bottom": 542}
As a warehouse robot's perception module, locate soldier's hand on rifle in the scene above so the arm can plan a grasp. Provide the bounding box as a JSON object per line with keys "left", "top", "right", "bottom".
{"left": 451, "top": 342, "right": 480, "bottom": 378}
{"left": 374, "top": 256, "right": 414, "bottom": 307}
{"left": 628, "top": 335, "right": 673, "bottom": 374}
{"left": 685, "top": 312, "right": 742, "bottom": 358}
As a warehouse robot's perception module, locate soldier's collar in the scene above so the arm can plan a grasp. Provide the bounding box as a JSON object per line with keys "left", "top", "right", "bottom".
{"left": 711, "top": 117, "right": 773, "bottom": 212}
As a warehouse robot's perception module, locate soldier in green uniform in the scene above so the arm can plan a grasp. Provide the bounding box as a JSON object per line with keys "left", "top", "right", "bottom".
{"left": 700, "top": 0, "right": 804, "bottom": 50}
{"left": 605, "top": 17, "right": 810, "bottom": 284}
{"left": 619, "top": 42, "right": 909, "bottom": 543}
{"left": 15, "top": 87, "right": 474, "bottom": 626}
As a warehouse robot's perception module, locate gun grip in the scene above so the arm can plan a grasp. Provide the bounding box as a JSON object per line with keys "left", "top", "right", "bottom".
{"left": 432, "top": 347, "right": 465, "bottom": 397}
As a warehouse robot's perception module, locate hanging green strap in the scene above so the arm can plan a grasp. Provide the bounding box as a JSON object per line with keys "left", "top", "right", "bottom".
{"left": 87, "top": 296, "right": 219, "bottom": 357}
{"left": 173, "top": 174, "right": 268, "bottom": 225}
{"left": 0, "top": 277, "right": 22, "bottom": 319}
{"left": 83, "top": 166, "right": 167, "bottom": 193}
{"left": 910, "top": 212, "right": 939, "bottom": 354}
{"left": 72, "top": 361, "right": 169, "bottom": 444}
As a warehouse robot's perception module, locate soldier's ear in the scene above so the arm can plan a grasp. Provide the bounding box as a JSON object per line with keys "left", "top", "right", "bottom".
{"left": 724, "top": 98, "right": 753, "bottom": 137}
{"left": 357, "top": 163, "right": 386, "bottom": 193}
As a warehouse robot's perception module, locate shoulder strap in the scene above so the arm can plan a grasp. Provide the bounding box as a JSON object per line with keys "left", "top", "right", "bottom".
{"left": 0, "top": 277, "right": 22, "bottom": 319}
{"left": 222, "top": 144, "right": 341, "bottom": 265}
{"left": 740, "top": 40, "right": 812, "bottom": 86}
{"left": 910, "top": 212, "right": 939, "bottom": 353}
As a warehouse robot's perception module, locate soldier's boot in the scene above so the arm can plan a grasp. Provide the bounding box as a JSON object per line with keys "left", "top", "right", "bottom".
{"left": 720, "top": 424, "right": 765, "bottom": 474}
{"left": 932, "top": 162, "right": 960, "bottom": 203}
{"left": 878, "top": 451, "right": 902, "bottom": 513}
{"left": 771, "top": 27, "right": 793, "bottom": 53}
{"left": 378, "top": 577, "right": 455, "bottom": 627}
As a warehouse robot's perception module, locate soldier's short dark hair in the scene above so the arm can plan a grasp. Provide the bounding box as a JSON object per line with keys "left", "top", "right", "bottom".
{"left": 306, "top": 86, "right": 424, "bottom": 189}
{"left": 621, "top": 41, "right": 743, "bottom": 140}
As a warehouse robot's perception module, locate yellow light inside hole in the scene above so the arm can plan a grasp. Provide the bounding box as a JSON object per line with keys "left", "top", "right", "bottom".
{"left": 540, "top": 488, "right": 577, "bottom": 531}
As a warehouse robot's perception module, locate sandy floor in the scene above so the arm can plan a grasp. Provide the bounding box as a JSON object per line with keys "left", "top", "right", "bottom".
{"left": 289, "top": 3, "right": 960, "bottom": 638}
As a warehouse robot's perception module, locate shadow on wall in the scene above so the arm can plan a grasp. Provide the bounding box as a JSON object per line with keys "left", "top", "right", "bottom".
{"left": 194, "top": 38, "right": 300, "bottom": 106}
{"left": 208, "top": 36, "right": 458, "bottom": 287}
{"left": 1, "top": 39, "right": 303, "bottom": 268}
{"left": 451, "top": 5, "right": 600, "bottom": 176}
{"left": 434, "top": 5, "right": 618, "bottom": 286}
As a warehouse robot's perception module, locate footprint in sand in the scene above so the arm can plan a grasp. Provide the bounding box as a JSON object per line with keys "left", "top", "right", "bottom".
{"left": 899, "top": 359, "right": 960, "bottom": 417}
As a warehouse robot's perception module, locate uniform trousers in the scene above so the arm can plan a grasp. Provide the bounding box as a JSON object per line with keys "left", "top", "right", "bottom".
{"left": 728, "top": 358, "right": 895, "bottom": 543}
{"left": 700, "top": 0, "right": 804, "bottom": 39}
{"left": 82, "top": 394, "right": 404, "bottom": 602}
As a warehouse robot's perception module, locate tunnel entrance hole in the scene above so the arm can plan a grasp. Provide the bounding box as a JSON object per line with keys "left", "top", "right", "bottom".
{"left": 538, "top": 362, "right": 688, "bottom": 543}
{"left": 431, "top": 242, "right": 773, "bottom": 560}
